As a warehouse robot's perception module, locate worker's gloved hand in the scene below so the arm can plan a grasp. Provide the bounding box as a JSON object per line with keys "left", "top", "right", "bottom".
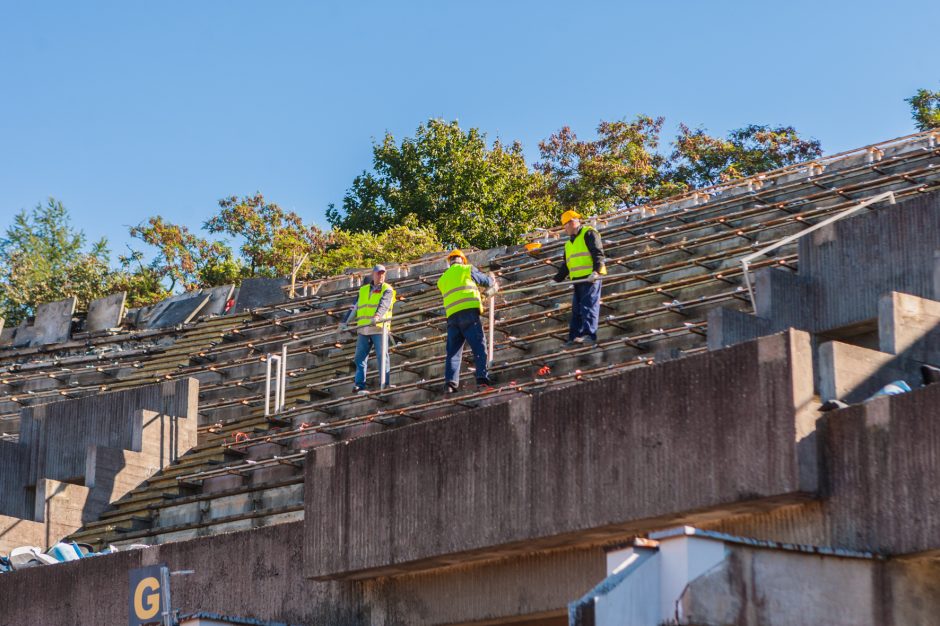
{"left": 598, "top": 264, "right": 608, "bottom": 276}
{"left": 337, "top": 323, "right": 348, "bottom": 333}
{"left": 589, "top": 271, "right": 601, "bottom": 282}
{"left": 371, "top": 316, "right": 381, "bottom": 326}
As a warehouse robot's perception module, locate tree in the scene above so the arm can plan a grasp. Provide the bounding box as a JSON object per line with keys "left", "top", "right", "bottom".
{"left": 0, "top": 199, "right": 114, "bottom": 325}
{"left": 310, "top": 215, "right": 442, "bottom": 277}
{"left": 205, "top": 193, "right": 331, "bottom": 278}
{"left": 907, "top": 85, "right": 940, "bottom": 131}
{"left": 327, "top": 119, "right": 556, "bottom": 249}
{"left": 129, "top": 216, "right": 242, "bottom": 292}
{"left": 670, "top": 124, "right": 822, "bottom": 189}
{"left": 536, "top": 115, "right": 684, "bottom": 213}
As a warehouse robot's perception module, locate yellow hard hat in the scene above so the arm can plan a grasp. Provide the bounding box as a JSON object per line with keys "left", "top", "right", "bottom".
{"left": 447, "top": 249, "right": 468, "bottom": 263}
{"left": 560, "top": 210, "right": 582, "bottom": 226}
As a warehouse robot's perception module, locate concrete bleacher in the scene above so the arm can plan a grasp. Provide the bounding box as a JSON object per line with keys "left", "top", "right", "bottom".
{"left": 0, "top": 129, "right": 938, "bottom": 555}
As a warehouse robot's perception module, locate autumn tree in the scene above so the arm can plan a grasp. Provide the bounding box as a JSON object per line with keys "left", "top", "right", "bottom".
{"left": 907, "top": 85, "right": 940, "bottom": 131}
{"left": 128, "top": 216, "right": 242, "bottom": 291}
{"left": 205, "top": 193, "right": 331, "bottom": 277}
{"left": 0, "top": 199, "right": 114, "bottom": 324}
{"left": 670, "top": 124, "right": 822, "bottom": 189}
{"left": 310, "top": 215, "right": 442, "bottom": 277}
{"left": 536, "top": 115, "right": 684, "bottom": 214}
{"left": 327, "top": 119, "right": 556, "bottom": 249}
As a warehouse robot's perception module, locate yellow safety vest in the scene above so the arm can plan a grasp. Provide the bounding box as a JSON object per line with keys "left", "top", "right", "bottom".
{"left": 355, "top": 282, "right": 395, "bottom": 329}
{"left": 437, "top": 264, "right": 483, "bottom": 317}
{"left": 564, "top": 226, "right": 597, "bottom": 279}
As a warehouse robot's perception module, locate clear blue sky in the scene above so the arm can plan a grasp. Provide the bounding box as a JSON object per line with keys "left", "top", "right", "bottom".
{"left": 1, "top": 0, "right": 937, "bottom": 259}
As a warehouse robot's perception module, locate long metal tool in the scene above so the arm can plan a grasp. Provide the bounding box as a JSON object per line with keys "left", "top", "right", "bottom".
{"left": 740, "top": 190, "right": 896, "bottom": 311}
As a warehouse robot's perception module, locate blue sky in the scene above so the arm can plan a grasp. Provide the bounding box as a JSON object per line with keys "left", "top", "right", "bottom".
{"left": 1, "top": 0, "right": 937, "bottom": 259}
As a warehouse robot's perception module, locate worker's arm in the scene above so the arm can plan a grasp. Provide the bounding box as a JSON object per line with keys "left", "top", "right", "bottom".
{"left": 470, "top": 266, "right": 493, "bottom": 288}
{"left": 372, "top": 288, "right": 394, "bottom": 320}
{"left": 584, "top": 229, "right": 607, "bottom": 273}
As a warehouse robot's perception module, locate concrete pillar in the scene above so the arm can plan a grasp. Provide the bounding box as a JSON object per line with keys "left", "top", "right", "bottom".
{"left": 878, "top": 291, "right": 940, "bottom": 365}
{"left": 818, "top": 341, "right": 921, "bottom": 403}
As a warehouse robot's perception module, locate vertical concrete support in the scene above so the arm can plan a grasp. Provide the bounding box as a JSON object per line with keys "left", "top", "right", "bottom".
{"left": 706, "top": 307, "right": 773, "bottom": 351}
{"left": 85, "top": 292, "right": 126, "bottom": 332}
{"left": 0, "top": 379, "right": 198, "bottom": 549}
{"left": 818, "top": 341, "right": 921, "bottom": 403}
{"left": 305, "top": 331, "right": 818, "bottom": 581}
{"left": 878, "top": 291, "right": 940, "bottom": 364}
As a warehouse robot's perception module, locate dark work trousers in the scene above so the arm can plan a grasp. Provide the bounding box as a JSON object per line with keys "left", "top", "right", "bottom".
{"left": 569, "top": 279, "right": 602, "bottom": 341}
{"left": 444, "top": 309, "right": 489, "bottom": 386}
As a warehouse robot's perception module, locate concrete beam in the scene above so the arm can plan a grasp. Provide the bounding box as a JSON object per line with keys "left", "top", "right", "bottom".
{"left": 304, "top": 330, "right": 819, "bottom": 580}
{"left": 878, "top": 291, "right": 940, "bottom": 364}
{"left": 818, "top": 340, "right": 921, "bottom": 403}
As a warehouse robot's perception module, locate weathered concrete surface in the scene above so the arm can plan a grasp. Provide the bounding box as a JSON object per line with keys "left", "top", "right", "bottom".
{"left": 878, "top": 291, "right": 940, "bottom": 364}
{"left": 85, "top": 291, "right": 126, "bottom": 332}
{"left": 199, "top": 284, "right": 235, "bottom": 317}
{"left": 709, "top": 190, "right": 940, "bottom": 349}
{"left": 817, "top": 340, "right": 921, "bottom": 403}
{"left": 678, "top": 544, "right": 881, "bottom": 626}
{"left": 12, "top": 296, "right": 77, "bottom": 347}
{"left": 305, "top": 330, "right": 819, "bottom": 580}
{"left": 0, "top": 380, "right": 198, "bottom": 552}
{"left": 149, "top": 293, "right": 211, "bottom": 328}
{"left": 0, "top": 521, "right": 603, "bottom": 626}
{"left": 702, "top": 381, "right": 940, "bottom": 557}
{"left": 232, "top": 277, "right": 289, "bottom": 312}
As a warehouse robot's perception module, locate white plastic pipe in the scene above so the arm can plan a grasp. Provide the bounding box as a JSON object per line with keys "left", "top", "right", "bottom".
{"left": 488, "top": 295, "right": 495, "bottom": 366}
{"left": 380, "top": 324, "right": 389, "bottom": 390}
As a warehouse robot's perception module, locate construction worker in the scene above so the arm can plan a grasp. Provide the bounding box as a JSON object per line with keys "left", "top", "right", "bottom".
{"left": 554, "top": 210, "right": 606, "bottom": 346}
{"left": 437, "top": 249, "right": 498, "bottom": 393}
{"left": 342, "top": 264, "right": 396, "bottom": 393}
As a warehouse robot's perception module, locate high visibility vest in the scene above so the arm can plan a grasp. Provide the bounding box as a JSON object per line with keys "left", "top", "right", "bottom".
{"left": 565, "top": 226, "right": 597, "bottom": 279}
{"left": 437, "top": 264, "right": 483, "bottom": 317}
{"left": 355, "top": 282, "right": 395, "bottom": 329}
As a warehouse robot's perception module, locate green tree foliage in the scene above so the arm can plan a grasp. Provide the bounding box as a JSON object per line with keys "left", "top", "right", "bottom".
{"left": 205, "top": 193, "right": 331, "bottom": 277}
{"left": 129, "top": 216, "right": 243, "bottom": 291}
{"left": 536, "top": 116, "right": 685, "bottom": 214}
{"left": 907, "top": 85, "right": 940, "bottom": 131}
{"left": 310, "top": 216, "right": 442, "bottom": 277}
{"left": 670, "top": 124, "right": 823, "bottom": 188}
{"left": 327, "top": 119, "right": 557, "bottom": 249}
{"left": 0, "top": 199, "right": 113, "bottom": 324}
{"left": 537, "top": 117, "right": 821, "bottom": 213}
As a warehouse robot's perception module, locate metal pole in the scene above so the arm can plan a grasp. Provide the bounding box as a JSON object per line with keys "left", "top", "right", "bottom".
{"left": 487, "top": 295, "right": 495, "bottom": 366}
{"left": 739, "top": 190, "right": 895, "bottom": 312}
{"left": 279, "top": 345, "right": 288, "bottom": 411}
{"left": 380, "top": 323, "right": 389, "bottom": 390}
{"left": 264, "top": 356, "right": 272, "bottom": 416}
{"left": 159, "top": 565, "right": 172, "bottom": 626}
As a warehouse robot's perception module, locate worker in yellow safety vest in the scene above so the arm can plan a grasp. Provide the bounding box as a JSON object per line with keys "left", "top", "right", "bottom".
{"left": 553, "top": 210, "right": 607, "bottom": 346}
{"left": 341, "top": 264, "right": 396, "bottom": 393}
{"left": 437, "top": 249, "right": 498, "bottom": 393}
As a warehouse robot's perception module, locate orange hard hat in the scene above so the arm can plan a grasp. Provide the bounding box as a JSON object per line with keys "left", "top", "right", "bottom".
{"left": 447, "top": 249, "right": 468, "bottom": 263}
{"left": 561, "top": 210, "right": 582, "bottom": 226}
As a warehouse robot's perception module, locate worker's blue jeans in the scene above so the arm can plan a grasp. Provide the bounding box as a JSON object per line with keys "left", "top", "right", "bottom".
{"left": 444, "top": 309, "right": 489, "bottom": 386}
{"left": 353, "top": 333, "right": 390, "bottom": 387}
{"left": 569, "top": 280, "right": 602, "bottom": 341}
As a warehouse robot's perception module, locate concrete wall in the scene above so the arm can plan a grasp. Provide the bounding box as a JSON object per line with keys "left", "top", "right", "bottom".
{"left": 304, "top": 330, "right": 819, "bottom": 580}
{"left": 0, "top": 521, "right": 604, "bottom": 626}
{"left": 709, "top": 190, "right": 940, "bottom": 349}
{"left": 0, "top": 380, "right": 198, "bottom": 553}
{"left": 703, "top": 381, "right": 940, "bottom": 557}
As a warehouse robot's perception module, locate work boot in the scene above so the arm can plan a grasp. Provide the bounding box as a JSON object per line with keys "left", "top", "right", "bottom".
{"left": 563, "top": 336, "right": 585, "bottom": 348}
{"left": 476, "top": 376, "right": 497, "bottom": 391}
{"left": 352, "top": 385, "right": 369, "bottom": 395}
{"left": 444, "top": 382, "right": 459, "bottom": 394}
